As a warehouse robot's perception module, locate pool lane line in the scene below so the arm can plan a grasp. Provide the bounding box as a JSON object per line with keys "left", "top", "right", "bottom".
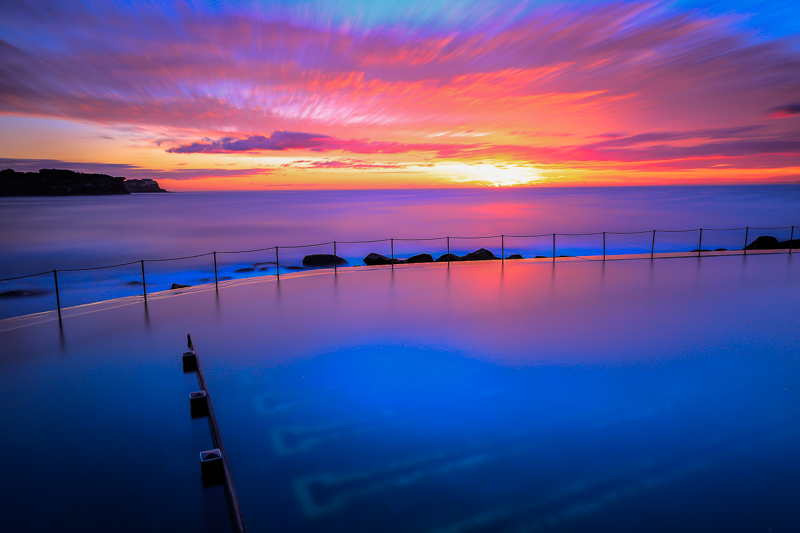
{"left": 184, "top": 333, "right": 248, "bottom": 533}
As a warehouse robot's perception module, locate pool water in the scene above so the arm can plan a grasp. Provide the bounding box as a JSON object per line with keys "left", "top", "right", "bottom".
{"left": 1, "top": 253, "right": 799, "bottom": 532}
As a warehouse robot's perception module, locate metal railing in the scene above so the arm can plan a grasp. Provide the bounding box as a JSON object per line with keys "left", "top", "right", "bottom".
{"left": 1, "top": 224, "right": 795, "bottom": 326}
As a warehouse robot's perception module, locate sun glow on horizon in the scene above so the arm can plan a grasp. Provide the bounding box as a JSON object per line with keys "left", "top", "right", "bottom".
{"left": 429, "top": 162, "right": 546, "bottom": 187}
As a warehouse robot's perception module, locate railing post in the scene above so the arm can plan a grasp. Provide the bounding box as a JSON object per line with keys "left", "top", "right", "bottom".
{"left": 391, "top": 238, "right": 394, "bottom": 269}
{"left": 53, "top": 270, "right": 62, "bottom": 324}
{"left": 744, "top": 227, "right": 749, "bottom": 256}
{"left": 651, "top": 230, "right": 656, "bottom": 260}
{"left": 603, "top": 231, "right": 606, "bottom": 261}
{"left": 501, "top": 235, "right": 504, "bottom": 262}
{"left": 697, "top": 229, "right": 703, "bottom": 257}
{"left": 333, "top": 241, "right": 337, "bottom": 273}
{"left": 790, "top": 226, "right": 794, "bottom": 254}
{"left": 275, "top": 247, "right": 280, "bottom": 279}
{"left": 140, "top": 260, "right": 147, "bottom": 301}
{"left": 552, "top": 233, "right": 556, "bottom": 263}
{"left": 213, "top": 252, "right": 218, "bottom": 290}
{"left": 447, "top": 236, "right": 450, "bottom": 263}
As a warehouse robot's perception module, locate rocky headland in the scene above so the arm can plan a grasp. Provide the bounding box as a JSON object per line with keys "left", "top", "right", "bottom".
{"left": 0, "top": 168, "right": 167, "bottom": 196}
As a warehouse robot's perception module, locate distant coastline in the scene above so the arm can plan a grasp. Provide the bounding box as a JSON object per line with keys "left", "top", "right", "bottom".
{"left": 0, "top": 168, "right": 168, "bottom": 196}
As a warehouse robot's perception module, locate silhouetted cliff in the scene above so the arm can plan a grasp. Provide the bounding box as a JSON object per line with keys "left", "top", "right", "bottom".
{"left": 0, "top": 168, "right": 167, "bottom": 196}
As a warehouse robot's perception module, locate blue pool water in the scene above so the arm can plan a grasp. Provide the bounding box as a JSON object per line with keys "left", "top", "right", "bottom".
{"left": 1, "top": 253, "right": 799, "bottom": 531}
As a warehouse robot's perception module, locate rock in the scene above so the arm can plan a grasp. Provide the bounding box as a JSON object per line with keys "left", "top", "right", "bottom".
{"left": 126, "top": 280, "right": 143, "bottom": 286}
{"left": 198, "top": 278, "right": 211, "bottom": 282}
{"left": 0, "top": 289, "right": 49, "bottom": 298}
{"left": 364, "top": 252, "right": 403, "bottom": 265}
{"left": 170, "top": 283, "right": 191, "bottom": 289}
{"left": 302, "top": 254, "right": 348, "bottom": 267}
{"left": 714, "top": 248, "right": 727, "bottom": 251}
{"left": 258, "top": 267, "right": 268, "bottom": 271}
{"left": 435, "top": 253, "right": 461, "bottom": 262}
{"left": 284, "top": 266, "right": 306, "bottom": 270}
{"left": 506, "top": 254, "right": 523, "bottom": 259}
{"left": 745, "top": 235, "right": 780, "bottom": 250}
{"left": 253, "top": 262, "right": 276, "bottom": 268}
{"left": 407, "top": 253, "right": 434, "bottom": 263}
{"left": 234, "top": 267, "right": 255, "bottom": 273}
{"left": 219, "top": 276, "right": 233, "bottom": 280}
{"left": 535, "top": 255, "right": 548, "bottom": 258}
{"left": 779, "top": 238, "right": 800, "bottom": 249}
{"left": 123, "top": 178, "right": 167, "bottom": 193}
{"left": 461, "top": 248, "right": 498, "bottom": 261}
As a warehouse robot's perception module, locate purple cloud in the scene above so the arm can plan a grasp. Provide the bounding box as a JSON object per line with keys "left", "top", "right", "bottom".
{"left": 167, "top": 131, "right": 333, "bottom": 153}
{"left": 769, "top": 103, "right": 800, "bottom": 118}
{"left": 167, "top": 131, "right": 482, "bottom": 156}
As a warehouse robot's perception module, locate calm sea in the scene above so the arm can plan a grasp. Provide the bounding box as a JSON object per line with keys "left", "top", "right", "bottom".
{"left": 1, "top": 185, "right": 799, "bottom": 318}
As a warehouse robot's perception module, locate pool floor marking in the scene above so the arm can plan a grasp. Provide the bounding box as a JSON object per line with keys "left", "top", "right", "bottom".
{"left": 428, "top": 427, "right": 799, "bottom": 533}
{"left": 292, "top": 451, "right": 494, "bottom": 517}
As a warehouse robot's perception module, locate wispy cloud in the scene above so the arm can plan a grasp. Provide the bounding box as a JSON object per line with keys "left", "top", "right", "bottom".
{"left": 0, "top": 158, "right": 274, "bottom": 180}
{"left": 2, "top": 1, "right": 800, "bottom": 184}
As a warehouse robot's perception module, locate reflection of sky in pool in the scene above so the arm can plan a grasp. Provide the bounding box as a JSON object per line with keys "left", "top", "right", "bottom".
{"left": 2, "top": 253, "right": 799, "bottom": 532}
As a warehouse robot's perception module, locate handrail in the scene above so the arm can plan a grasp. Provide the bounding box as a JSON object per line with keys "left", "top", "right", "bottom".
{"left": 3, "top": 224, "right": 796, "bottom": 283}
{"left": 2, "top": 224, "right": 796, "bottom": 325}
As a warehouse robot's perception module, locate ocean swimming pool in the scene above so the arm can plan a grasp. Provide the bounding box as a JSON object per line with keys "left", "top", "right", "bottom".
{"left": 1, "top": 253, "right": 799, "bottom": 532}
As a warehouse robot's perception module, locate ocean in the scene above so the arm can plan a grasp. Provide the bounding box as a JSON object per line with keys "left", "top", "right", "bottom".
{"left": 1, "top": 185, "right": 799, "bottom": 319}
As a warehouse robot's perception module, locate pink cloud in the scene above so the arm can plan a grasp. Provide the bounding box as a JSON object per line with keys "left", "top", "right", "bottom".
{"left": 285, "top": 159, "right": 406, "bottom": 170}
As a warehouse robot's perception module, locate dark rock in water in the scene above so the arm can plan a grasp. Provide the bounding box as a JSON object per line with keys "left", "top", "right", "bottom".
{"left": 461, "top": 248, "right": 498, "bottom": 261}
{"left": 284, "top": 266, "right": 306, "bottom": 270}
{"left": 253, "top": 262, "right": 276, "bottom": 268}
{"left": 126, "top": 281, "right": 143, "bottom": 286}
{"left": 407, "top": 253, "right": 434, "bottom": 263}
{"left": 743, "top": 235, "right": 800, "bottom": 250}
{"left": 435, "top": 253, "right": 460, "bottom": 262}
{"left": 506, "top": 254, "right": 523, "bottom": 259}
{"left": 123, "top": 178, "right": 167, "bottom": 193}
{"left": 364, "top": 252, "right": 403, "bottom": 265}
{"left": 535, "top": 255, "right": 548, "bottom": 258}
{"left": 258, "top": 267, "right": 268, "bottom": 271}
{"left": 745, "top": 235, "right": 780, "bottom": 250}
{"left": 197, "top": 278, "right": 211, "bottom": 282}
{"left": 302, "top": 254, "right": 348, "bottom": 267}
{"left": 714, "top": 248, "right": 727, "bottom": 252}
{"left": 219, "top": 276, "right": 233, "bottom": 280}
{"left": 0, "top": 289, "right": 49, "bottom": 298}
{"left": 557, "top": 255, "right": 573, "bottom": 258}
{"left": 234, "top": 267, "right": 255, "bottom": 273}
{"left": 170, "top": 283, "right": 191, "bottom": 290}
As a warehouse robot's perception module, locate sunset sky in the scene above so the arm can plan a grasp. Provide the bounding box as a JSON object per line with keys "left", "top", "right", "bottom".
{"left": 1, "top": 0, "right": 799, "bottom": 190}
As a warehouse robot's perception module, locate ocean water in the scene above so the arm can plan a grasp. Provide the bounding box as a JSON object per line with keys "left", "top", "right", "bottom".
{"left": 2, "top": 253, "right": 799, "bottom": 532}
{"left": 1, "top": 185, "right": 799, "bottom": 319}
